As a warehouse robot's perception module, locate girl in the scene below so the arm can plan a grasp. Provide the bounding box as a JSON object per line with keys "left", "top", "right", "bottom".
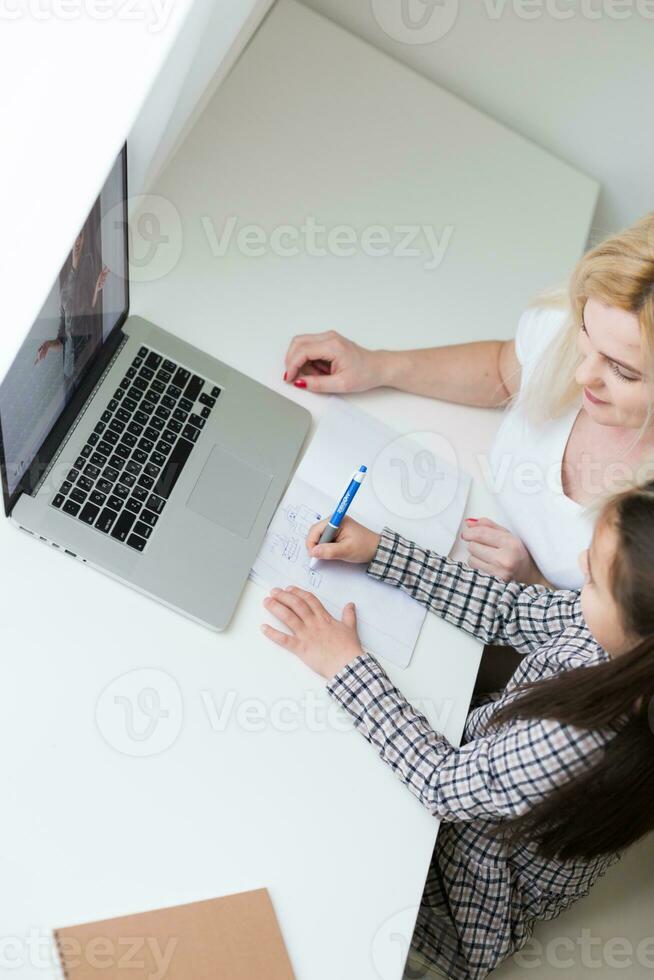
{"left": 282, "top": 213, "right": 654, "bottom": 590}
{"left": 261, "top": 484, "right": 654, "bottom": 979}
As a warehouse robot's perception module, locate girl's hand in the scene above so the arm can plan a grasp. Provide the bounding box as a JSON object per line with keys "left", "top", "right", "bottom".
{"left": 306, "top": 515, "right": 381, "bottom": 564}
{"left": 283, "top": 330, "right": 388, "bottom": 393}
{"left": 261, "top": 586, "right": 363, "bottom": 679}
{"left": 461, "top": 518, "right": 545, "bottom": 585}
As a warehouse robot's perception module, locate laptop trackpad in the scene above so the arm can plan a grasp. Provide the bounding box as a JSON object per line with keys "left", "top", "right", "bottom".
{"left": 187, "top": 445, "right": 273, "bottom": 539}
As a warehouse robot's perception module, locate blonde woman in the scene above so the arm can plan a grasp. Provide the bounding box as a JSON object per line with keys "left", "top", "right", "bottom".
{"left": 283, "top": 213, "right": 654, "bottom": 590}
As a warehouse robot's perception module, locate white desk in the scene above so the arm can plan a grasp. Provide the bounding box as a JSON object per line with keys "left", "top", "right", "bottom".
{"left": 0, "top": 2, "right": 597, "bottom": 978}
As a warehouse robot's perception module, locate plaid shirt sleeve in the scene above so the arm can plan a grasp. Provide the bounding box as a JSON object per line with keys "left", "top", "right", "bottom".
{"left": 366, "top": 527, "right": 583, "bottom": 655}
{"left": 327, "top": 653, "right": 604, "bottom": 822}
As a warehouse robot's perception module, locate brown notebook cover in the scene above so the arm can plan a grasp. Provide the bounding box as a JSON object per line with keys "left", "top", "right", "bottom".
{"left": 53, "top": 888, "right": 296, "bottom": 980}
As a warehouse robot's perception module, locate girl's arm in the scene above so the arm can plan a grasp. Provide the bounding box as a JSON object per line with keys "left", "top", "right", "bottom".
{"left": 368, "top": 528, "right": 583, "bottom": 655}
{"left": 327, "top": 653, "right": 605, "bottom": 822}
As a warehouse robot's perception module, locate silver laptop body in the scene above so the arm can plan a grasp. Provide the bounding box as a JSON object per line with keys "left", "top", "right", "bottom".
{"left": 2, "top": 148, "right": 310, "bottom": 630}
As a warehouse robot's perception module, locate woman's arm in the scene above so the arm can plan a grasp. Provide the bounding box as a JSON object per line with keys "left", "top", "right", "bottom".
{"left": 377, "top": 338, "right": 520, "bottom": 406}
{"left": 368, "top": 528, "right": 583, "bottom": 654}
{"left": 327, "top": 652, "right": 604, "bottom": 822}
{"left": 283, "top": 330, "right": 521, "bottom": 406}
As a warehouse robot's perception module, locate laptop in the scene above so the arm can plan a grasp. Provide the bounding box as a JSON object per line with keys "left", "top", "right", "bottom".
{"left": 0, "top": 145, "right": 311, "bottom": 629}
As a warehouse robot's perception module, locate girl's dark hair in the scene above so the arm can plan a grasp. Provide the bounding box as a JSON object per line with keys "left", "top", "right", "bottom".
{"left": 490, "top": 483, "right": 654, "bottom": 863}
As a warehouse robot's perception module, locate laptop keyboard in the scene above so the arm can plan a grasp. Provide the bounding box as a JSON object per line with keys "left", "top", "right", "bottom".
{"left": 50, "top": 345, "right": 220, "bottom": 553}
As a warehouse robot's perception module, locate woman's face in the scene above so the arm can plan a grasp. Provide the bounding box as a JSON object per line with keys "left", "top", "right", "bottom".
{"left": 575, "top": 297, "right": 649, "bottom": 429}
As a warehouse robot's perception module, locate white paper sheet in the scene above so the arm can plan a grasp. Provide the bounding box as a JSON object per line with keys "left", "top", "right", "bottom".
{"left": 251, "top": 398, "right": 471, "bottom": 668}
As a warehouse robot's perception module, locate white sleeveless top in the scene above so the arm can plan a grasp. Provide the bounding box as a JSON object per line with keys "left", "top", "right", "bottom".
{"left": 488, "top": 306, "right": 592, "bottom": 589}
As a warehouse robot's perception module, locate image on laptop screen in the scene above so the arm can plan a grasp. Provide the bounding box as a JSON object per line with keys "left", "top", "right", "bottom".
{"left": 0, "top": 148, "right": 128, "bottom": 506}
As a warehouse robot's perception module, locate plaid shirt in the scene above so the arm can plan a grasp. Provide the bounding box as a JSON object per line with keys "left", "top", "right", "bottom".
{"left": 327, "top": 529, "right": 620, "bottom": 980}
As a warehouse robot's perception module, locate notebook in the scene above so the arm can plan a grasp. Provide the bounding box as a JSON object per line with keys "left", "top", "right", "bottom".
{"left": 251, "top": 397, "right": 471, "bottom": 668}
{"left": 53, "top": 889, "right": 295, "bottom": 980}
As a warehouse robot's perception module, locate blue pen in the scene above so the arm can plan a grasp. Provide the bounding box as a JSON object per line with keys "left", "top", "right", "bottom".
{"left": 309, "top": 465, "right": 367, "bottom": 569}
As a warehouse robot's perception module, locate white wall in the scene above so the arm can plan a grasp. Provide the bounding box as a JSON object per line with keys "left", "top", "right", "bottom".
{"left": 128, "top": 0, "right": 274, "bottom": 197}
{"left": 301, "top": 0, "right": 654, "bottom": 241}
{"left": 0, "top": 0, "right": 270, "bottom": 383}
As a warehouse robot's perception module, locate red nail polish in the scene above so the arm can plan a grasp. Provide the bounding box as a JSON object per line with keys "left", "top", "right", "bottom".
{"left": 466, "top": 518, "right": 478, "bottom": 524}
{"left": 283, "top": 371, "right": 287, "bottom": 381}
{"left": 294, "top": 379, "right": 307, "bottom": 388}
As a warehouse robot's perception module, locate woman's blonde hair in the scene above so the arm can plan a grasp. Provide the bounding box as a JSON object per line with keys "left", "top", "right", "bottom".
{"left": 522, "top": 212, "right": 654, "bottom": 425}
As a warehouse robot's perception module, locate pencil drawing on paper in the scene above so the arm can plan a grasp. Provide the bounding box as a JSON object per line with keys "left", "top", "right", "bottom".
{"left": 265, "top": 500, "right": 324, "bottom": 588}
{"left": 284, "top": 501, "right": 322, "bottom": 536}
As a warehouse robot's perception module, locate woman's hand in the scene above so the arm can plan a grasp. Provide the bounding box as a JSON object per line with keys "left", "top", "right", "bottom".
{"left": 306, "top": 515, "right": 380, "bottom": 564}
{"left": 461, "top": 518, "right": 546, "bottom": 585}
{"left": 261, "top": 586, "right": 363, "bottom": 679}
{"left": 283, "top": 330, "right": 389, "bottom": 393}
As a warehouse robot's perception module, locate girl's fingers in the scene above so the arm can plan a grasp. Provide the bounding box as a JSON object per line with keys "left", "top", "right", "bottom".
{"left": 341, "top": 601, "right": 357, "bottom": 628}
{"left": 260, "top": 623, "right": 298, "bottom": 651}
{"left": 263, "top": 594, "right": 305, "bottom": 632}
{"left": 284, "top": 585, "right": 325, "bottom": 616}
{"left": 310, "top": 539, "right": 349, "bottom": 561}
{"left": 268, "top": 587, "right": 315, "bottom": 622}
{"left": 306, "top": 518, "right": 329, "bottom": 550}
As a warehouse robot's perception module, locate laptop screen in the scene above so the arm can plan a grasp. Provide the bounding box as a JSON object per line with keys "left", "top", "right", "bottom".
{"left": 0, "top": 147, "right": 128, "bottom": 509}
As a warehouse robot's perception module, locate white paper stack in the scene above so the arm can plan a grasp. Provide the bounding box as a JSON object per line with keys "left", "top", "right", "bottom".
{"left": 251, "top": 398, "right": 471, "bottom": 668}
